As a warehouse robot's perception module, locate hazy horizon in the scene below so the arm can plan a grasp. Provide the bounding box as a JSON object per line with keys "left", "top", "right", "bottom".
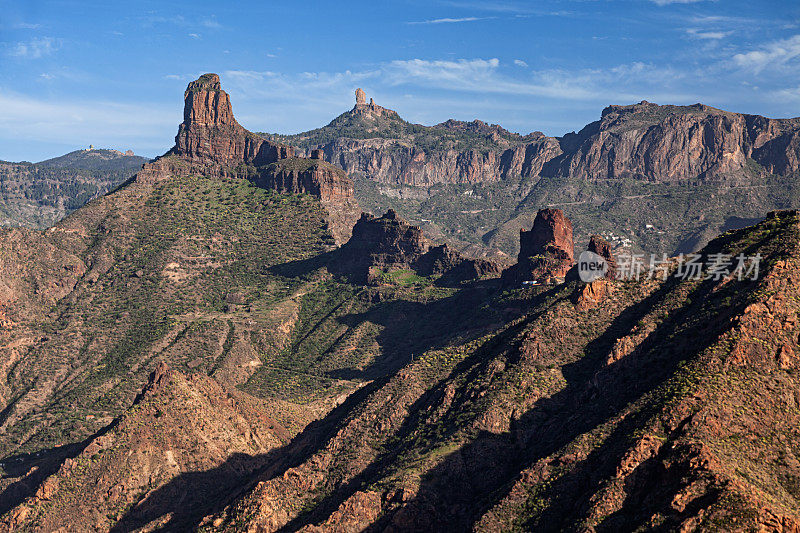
{"left": 2, "top": 0, "right": 799, "bottom": 161}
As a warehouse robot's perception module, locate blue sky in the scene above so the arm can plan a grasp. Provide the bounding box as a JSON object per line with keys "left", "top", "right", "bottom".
{"left": 1, "top": 0, "right": 799, "bottom": 162}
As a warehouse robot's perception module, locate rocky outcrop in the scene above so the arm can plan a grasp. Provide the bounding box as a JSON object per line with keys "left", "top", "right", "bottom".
{"left": 417, "top": 244, "right": 504, "bottom": 285}
{"left": 135, "top": 74, "right": 359, "bottom": 243}
{"left": 331, "top": 210, "right": 500, "bottom": 284}
{"left": 138, "top": 73, "right": 293, "bottom": 181}
{"left": 350, "top": 89, "right": 400, "bottom": 121}
{"left": 587, "top": 235, "right": 617, "bottom": 279}
{"left": 256, "top": 158, "right": 360, "bottom": 243}
{"left": 575, "top": 278, "right": 612, "bottom": 310}
{"left": 501, "top": 208, "right": 574, "bottom": 286}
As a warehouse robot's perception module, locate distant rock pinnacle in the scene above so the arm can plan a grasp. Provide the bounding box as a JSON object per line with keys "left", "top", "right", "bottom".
{"left": 355, "top": 88, "right": 366, "bottom": 106}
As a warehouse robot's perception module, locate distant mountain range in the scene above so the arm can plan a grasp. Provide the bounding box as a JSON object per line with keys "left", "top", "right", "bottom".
{"left": 266, "top": 91, "right": 800, "bottom": 259}
{"left": 0, "top": 149, "right": 148, "bottom": 229}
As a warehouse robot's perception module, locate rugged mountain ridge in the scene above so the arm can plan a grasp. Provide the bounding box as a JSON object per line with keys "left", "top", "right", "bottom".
{"left": 551, "top": 101, "right": 800, "bottom": 182}
{"left": 272, "top": 92, "right": 800, "bottom": 187}
{"left": 138, "top": 73, "right": 359, "bottom": 243}
{"left": 0, "top": 150, "right": 148, "bottom": 229}
{"left": 193, "top": 210, "right": 800, "bottom": 532}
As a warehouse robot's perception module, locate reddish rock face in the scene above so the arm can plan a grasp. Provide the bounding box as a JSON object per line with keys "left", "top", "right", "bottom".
{"left": 575, "top": 279, "right": 611, "bottom": 310}
{"left": 134, "top": 73, "right": 360, "bottom": 243}
{"left": 587, "top": 235, "right": 617, "bottom": 279}
{"left": 548, "top": 101, "right": 800, "bottom": 183}
{"left": 296, "top": 99, "right": 800, "bottom": 187}
{"left": 257, "top": 158, "right": 360, "bottom": 243}
{"left": 332, "top": 210, "right": 501, "bottom": 285}
{"left": 501, "top": 208, "right": 575, "bottom": 286}
{"left": 519, "top": 209, "right": 574, "bottom": 263}
{"left": 173, "top": 73, "right": 293, "bottom": 167}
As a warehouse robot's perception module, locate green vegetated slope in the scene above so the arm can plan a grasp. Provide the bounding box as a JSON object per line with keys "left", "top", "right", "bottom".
{"left": 0, "top": 149, "right": 148, "bottom": 229}
{"left": 0, "top": 175, "right": 334, "bottom": 457}
{"left": 0, "top": 172, "right": 507, "bottom": 463}
{"left": 205, "top": 211, "right": 800, "bottom": 532}
{"left": 0, "top": 170, "right": 520, "bottom": 530}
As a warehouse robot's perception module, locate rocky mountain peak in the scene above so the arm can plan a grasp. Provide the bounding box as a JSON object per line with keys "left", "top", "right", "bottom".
{"left": 350, "top": 89, "right": 400, "bottom": 120}
{"left": 331, "top": 210, "right": 501, "bottom": 284}
{"left": 187, "top": 72, "right": 222, "bottom": 92}
{"left": 519, "top": 208, "right": 574, "bottom": 262}
{"left": 502, "top": 208, "right": 575, "bottom": 285}
{"left": 134, "top": 73, "right": 360, "bottom": 243}
{"left": 181, "top": 73, "right": 234, "bottom": 128}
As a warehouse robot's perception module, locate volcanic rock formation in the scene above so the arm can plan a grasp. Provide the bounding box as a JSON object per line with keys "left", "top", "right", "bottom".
{"left": 587, "top": 234, "right": 617, "bottom": 279}
{"left": 331, "top": 210, "right": 501, "bottom": 284}
{"left": 280, "top": 98, "right": 800, "bottom": 187}
{"left": 135, "top": 73, "right": 359, "bottom": 242}
{"left": 501, "top": 208, "right": 574, "bottom": 286}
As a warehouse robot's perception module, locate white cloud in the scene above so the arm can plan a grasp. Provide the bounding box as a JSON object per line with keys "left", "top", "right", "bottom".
{"left": 0, "top": 90, "right": 177, "bottom": 153}
{"left": 651, "top": 0, "right": 704, "bottom": 5}
{"left": 732, "top": 34, "right": 800, "bottom": 73}
{"left": 381, "top": 58, "right": 680, "bottom": 101}
{"left": 408, "top": 17, "right": 488, "bottom": 25}
{"left": 686, "top": 28, "right": 731, "bottom": 40}
{"left": 8, "top": 37, "right": 59, "bottom": 59}
{"left": 772, "top": 86, "right": 800, "bottom": 102}
{"left": 513, "top": 59, "right": 528, "bottom": 67}
{"left": 14, "top": 22, "right": 42, "bottom": 29}
{"left": 188, "top": 33, "right": 200, "bottom": 39}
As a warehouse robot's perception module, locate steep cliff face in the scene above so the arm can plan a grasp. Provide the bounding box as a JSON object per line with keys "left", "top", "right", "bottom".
{"left": 138, "top": 74, "right": 293, "bottom": 182}
{"left": 315, "top": 134, "right": 562, "bottom": 186}
{"left": 331, "top": 209, "right": 501, "bottom": 284}
{"left": 546, "top": 101, "right": 800, "bottom": 182}
{"left": 502, "top": 208, "right": 574, "bottom": 285}
{"left": 136, "top": 73, "right": 359, "bottom": 242}
{"left": 268, "top": 89, "right": 563, "bottom": 186}
{"left": 274, "top": 96, "right": 800, "bottom": 188}
{"left": 175, "top": 73, "right": 293, "bottom": 167}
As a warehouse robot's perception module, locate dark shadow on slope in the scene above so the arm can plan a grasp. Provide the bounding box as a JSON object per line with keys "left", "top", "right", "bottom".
{"left": 393, "top": 261, "right": 756, "bottom": 531}
{"left": 328, "top": 283, "right": 505, "bottom": 382}
{"left": 274, "top": 285, "right": 569, "bottom": 532}
{"left": 267, "top": 250, "right": 337, "bottom": 280}
{"left": 110, "top": 375, "right": 386, "bottom": 532}
{"left": 0, "top": 417, "right": 121, "bottom": 515}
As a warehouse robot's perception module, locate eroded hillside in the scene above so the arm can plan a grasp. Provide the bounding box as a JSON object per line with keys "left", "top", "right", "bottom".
{"left": 2, "top": 75, "right": 799, "bottom": 533}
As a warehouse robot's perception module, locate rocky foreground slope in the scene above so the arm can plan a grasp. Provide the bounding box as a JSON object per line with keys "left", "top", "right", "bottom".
{"left": 191, "top": 210, "right": 800, "bottom": 532}
{"left": 1, "top": 75, "right": 799, "bottom": 532}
